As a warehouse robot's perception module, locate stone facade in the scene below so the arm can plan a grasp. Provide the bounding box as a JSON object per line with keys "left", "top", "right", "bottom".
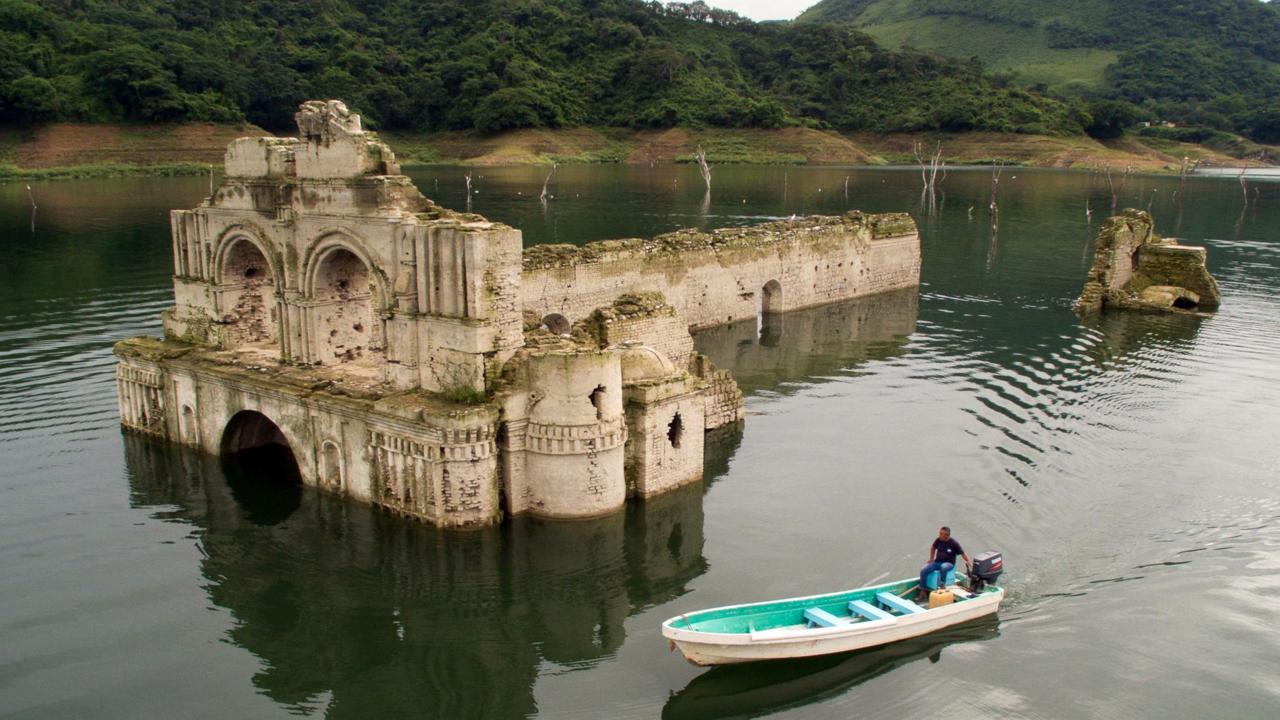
{"left": 115, "top": 99, "right": 921, "bottom": 528}
{"left": 1075, "top": 209, "right": 1221, "bottom": 315}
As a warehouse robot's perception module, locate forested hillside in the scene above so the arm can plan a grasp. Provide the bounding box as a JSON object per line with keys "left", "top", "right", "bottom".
{"left": 0, "top": 0, "right": 1084, "bottom": 136}
{"left": 798, "top": 0, "right": 1280, "bottom": 142}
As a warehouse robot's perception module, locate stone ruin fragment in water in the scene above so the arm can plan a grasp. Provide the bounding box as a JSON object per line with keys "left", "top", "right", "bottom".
{"left": 1075, "top": 209, "right": 1221, "bottom": 315}
{"left": 113, "top": 99, "right": 922, "bottom": 528}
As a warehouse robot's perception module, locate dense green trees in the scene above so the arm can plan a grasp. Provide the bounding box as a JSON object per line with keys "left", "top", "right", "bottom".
{"left": 799, "top": 0, "right": 1280, "bottom": 143}
{"left": 0, "top": 0, "right": 1083, "bottom": 136}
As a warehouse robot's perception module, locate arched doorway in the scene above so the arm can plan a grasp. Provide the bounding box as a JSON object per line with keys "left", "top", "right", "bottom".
{"left": 219, "top": 238, "right": 277, "bottom": 347}
{"left": 220, "top": 410, "right": 301, "bottom": 524}
{"left": 761, "top": 280, "right": 782, "bottom": 314}
{"left": 312, "top": 247, "right": 377, "bottom": 364}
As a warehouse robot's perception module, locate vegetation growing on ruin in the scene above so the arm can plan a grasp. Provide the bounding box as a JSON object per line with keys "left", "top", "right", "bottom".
{"left": 0, "top": 0, "right": 1083, "bottom": 137}
{"left": 798, "top": 0, "right": 1280, "bottom": 143}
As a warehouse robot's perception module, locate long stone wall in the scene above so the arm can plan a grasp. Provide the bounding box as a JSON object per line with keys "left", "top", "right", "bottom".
{"left": 521, "top": 212, "right": 919, "bottom": 331}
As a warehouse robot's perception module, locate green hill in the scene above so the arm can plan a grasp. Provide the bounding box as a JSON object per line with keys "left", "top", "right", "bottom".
{"left": 0, "top": 0, "right": 1085, "bottom": 137}
{"left": 798, "top": 0, "right": 1280, "bottom": 141}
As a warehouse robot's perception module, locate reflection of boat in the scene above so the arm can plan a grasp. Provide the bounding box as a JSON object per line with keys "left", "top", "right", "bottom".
{"left": 661, "top": 571, "right": 1003, "bottom": 666}
{"left": 662, "top": 617, "right": 1000, "bottom": 720}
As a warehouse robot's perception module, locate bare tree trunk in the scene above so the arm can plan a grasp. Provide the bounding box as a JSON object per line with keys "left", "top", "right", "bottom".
{"left": 540, "top": 163, "right": 557, "bottom": 208}
{"left": 988, "top": 163, "right": 1003, "bottom": 218}
{"left": 1238, "top": 167, "right": 1249, "bottom": 206}
{"left": 844, "top": 175, "right": 849, "bottom": 201}
{"left": 464, "top": 171, "right": 472, "bottom": 212}
{"left": 696, "top": 145, "right": 711, "bottom": 194}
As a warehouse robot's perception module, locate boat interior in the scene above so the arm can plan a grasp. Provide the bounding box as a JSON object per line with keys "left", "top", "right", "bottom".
{"left": 670, "top": 573, "right": 998, "bottom": 635}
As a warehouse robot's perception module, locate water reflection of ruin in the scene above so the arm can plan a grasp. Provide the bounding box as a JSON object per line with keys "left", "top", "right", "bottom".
{"left": 123, "top": 432, "right": 738, "bottom": 717}
{"left": 693, "top": 288, "right": 920, "bottom": 396}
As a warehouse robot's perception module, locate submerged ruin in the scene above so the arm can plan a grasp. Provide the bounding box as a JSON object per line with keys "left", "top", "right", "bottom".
{"left": 114, "top": 100, "right": 921, "bottom": 527}
{"left": 1076, "top": 209, "right": 1221, "bottom": 315}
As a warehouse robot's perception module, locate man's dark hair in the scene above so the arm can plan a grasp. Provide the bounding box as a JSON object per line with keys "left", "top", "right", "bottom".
{"left": 940, "top": 526, "right": 950, "bottom": 533}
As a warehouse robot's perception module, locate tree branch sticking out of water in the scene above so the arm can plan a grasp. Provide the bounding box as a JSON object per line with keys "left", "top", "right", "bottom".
{"left": 844, "top": 175, "right": 849, "bottom": 202}
{"left": 464, "top": 171, "right": 473, "bottom": 212}
{"left": 540, "top": 163, "right": 557, "bottom": 208}
{"left": 1238, "top": 167, "right": 1249, "bottom": 207}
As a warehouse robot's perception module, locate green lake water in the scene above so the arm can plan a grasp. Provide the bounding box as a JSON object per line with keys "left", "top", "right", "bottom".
{"left": 1, "top": 165, "right": 1278, "bottom": 718}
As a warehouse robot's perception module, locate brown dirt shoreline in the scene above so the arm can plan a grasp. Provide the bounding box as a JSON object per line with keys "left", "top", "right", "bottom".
{"left": 2, "top": 122, "right": 1272, "bottom": 176}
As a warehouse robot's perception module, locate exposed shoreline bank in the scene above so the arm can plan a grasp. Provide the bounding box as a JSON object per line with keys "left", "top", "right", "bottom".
{"left": 2, "top": 122, "right": 1274, "bottom": 182}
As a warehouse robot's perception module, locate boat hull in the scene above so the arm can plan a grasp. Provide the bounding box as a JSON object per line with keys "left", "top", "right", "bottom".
{"left": 663, "top": 585, "right": 1003, "bottom": 666}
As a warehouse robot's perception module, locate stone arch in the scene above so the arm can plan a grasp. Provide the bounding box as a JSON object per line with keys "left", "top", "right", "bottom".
{"left": 214, "top": 233, "right": 281, "bottom": 347}
{"left": 303, "top": 232, "right": 390, "bottom": 365}
{"left": 220, "top": 410, "right": 302, "bottom": 522}
{"left": 761, "top": 279, "right": 782, "bottom": 315}
{"left": 320, "top": 440, "right": 344, "bottom": 489}
{"left": 304, "top": 233, "right": 389, "bottom": 361}
{"left": 222, "top": 410, "right": 291, "bottom": 454}
{"left": 542, "top": 313, "right": 571, "bottom": 335}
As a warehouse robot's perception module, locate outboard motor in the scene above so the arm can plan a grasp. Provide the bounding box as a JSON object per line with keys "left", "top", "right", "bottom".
{"left": 969, "top": 551, "right": 1003, "bottom": 591}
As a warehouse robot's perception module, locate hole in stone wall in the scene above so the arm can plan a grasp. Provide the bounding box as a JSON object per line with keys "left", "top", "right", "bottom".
{"left": 542, "top": 313, "right": 571, "bottom": 335}
{"left": 589, "top": 385, "right": 607, "bottom": 420}
{"left": 667, "top": 412, "right": 684, "bottom": 449}
{"left": 1172, "top": 296, "right": 1198, "bottom": 310}
{"left": 244, "top": 267, "right": 259, "bottom": 279}
{"left": 321, "top": 441, "right": 343, "bottom": 489}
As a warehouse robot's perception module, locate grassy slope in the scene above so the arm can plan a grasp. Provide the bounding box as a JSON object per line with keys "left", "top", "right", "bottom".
{"left": 861, "top": 16, "right": 1117, "bottom": 91}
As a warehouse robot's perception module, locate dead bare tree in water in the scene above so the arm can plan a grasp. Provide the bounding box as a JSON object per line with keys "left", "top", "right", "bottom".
{"left": 27, "top": 184, "right": 37, "bottom": 233}
{"left": 695, "top": 146, "right": 711, "bottom": 192}
{"left": 1104, "top": 165, "right": 1134, "bottom": 212}
{"left": 695, "top": 145, "right": 711, "bottom": 215}
{"left": 1238, "top": 167, "right": 1250, "bottom": 206}
{"left": 988, "top": 163, "right": 1004, "bottom": 218}
{"left": 844, "top": 175, "right": 849, "bottom": 201}
{"left": 464, "top": 171, "right": 473, "bottom": 212}
{"left": 540, "top": 163, "right": 557, "bottom": 208}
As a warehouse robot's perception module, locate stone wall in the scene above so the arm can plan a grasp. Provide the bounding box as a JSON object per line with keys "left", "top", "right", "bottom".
{"left": 521, "top": 212, "right": 919, "bottom": 331}
{"left": 116, "top": 339, "right": 500, "bottom": 527}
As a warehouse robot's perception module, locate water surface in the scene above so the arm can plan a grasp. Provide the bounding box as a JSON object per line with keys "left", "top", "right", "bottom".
{"left": 2, "top": 166, "right": 1278, "bottom": 718}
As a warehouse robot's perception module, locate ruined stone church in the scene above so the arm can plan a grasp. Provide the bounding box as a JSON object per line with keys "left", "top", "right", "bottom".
{"left": 116, "top": 100, "right": 921, "bottom": 527}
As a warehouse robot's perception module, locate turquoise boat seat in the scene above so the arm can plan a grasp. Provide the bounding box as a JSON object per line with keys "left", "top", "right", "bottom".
{"left": 803, "top": 607, "right": 845, "bottom": 628}
{"left": 925, "top": 566, "right": 958, "bottom": 590}
{"left": 848, "top": 600, "right": 894, "bottom": 622}
{"left": 876, "top": 592, "right": 925, "bottom": 615}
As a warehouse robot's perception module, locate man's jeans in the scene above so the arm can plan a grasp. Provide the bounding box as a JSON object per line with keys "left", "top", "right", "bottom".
{"left": 919, "top": 561, "right": 954, "bottom": 590}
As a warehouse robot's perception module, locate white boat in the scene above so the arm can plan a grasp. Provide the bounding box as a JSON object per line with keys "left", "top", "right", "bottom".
{"left": 661, "top": 566, "right": 1004, "bottom": 666}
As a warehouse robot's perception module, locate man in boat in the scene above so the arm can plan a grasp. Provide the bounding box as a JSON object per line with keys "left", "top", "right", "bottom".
{"left": 918, "top": 526, "right": 971, "bottom": 600}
